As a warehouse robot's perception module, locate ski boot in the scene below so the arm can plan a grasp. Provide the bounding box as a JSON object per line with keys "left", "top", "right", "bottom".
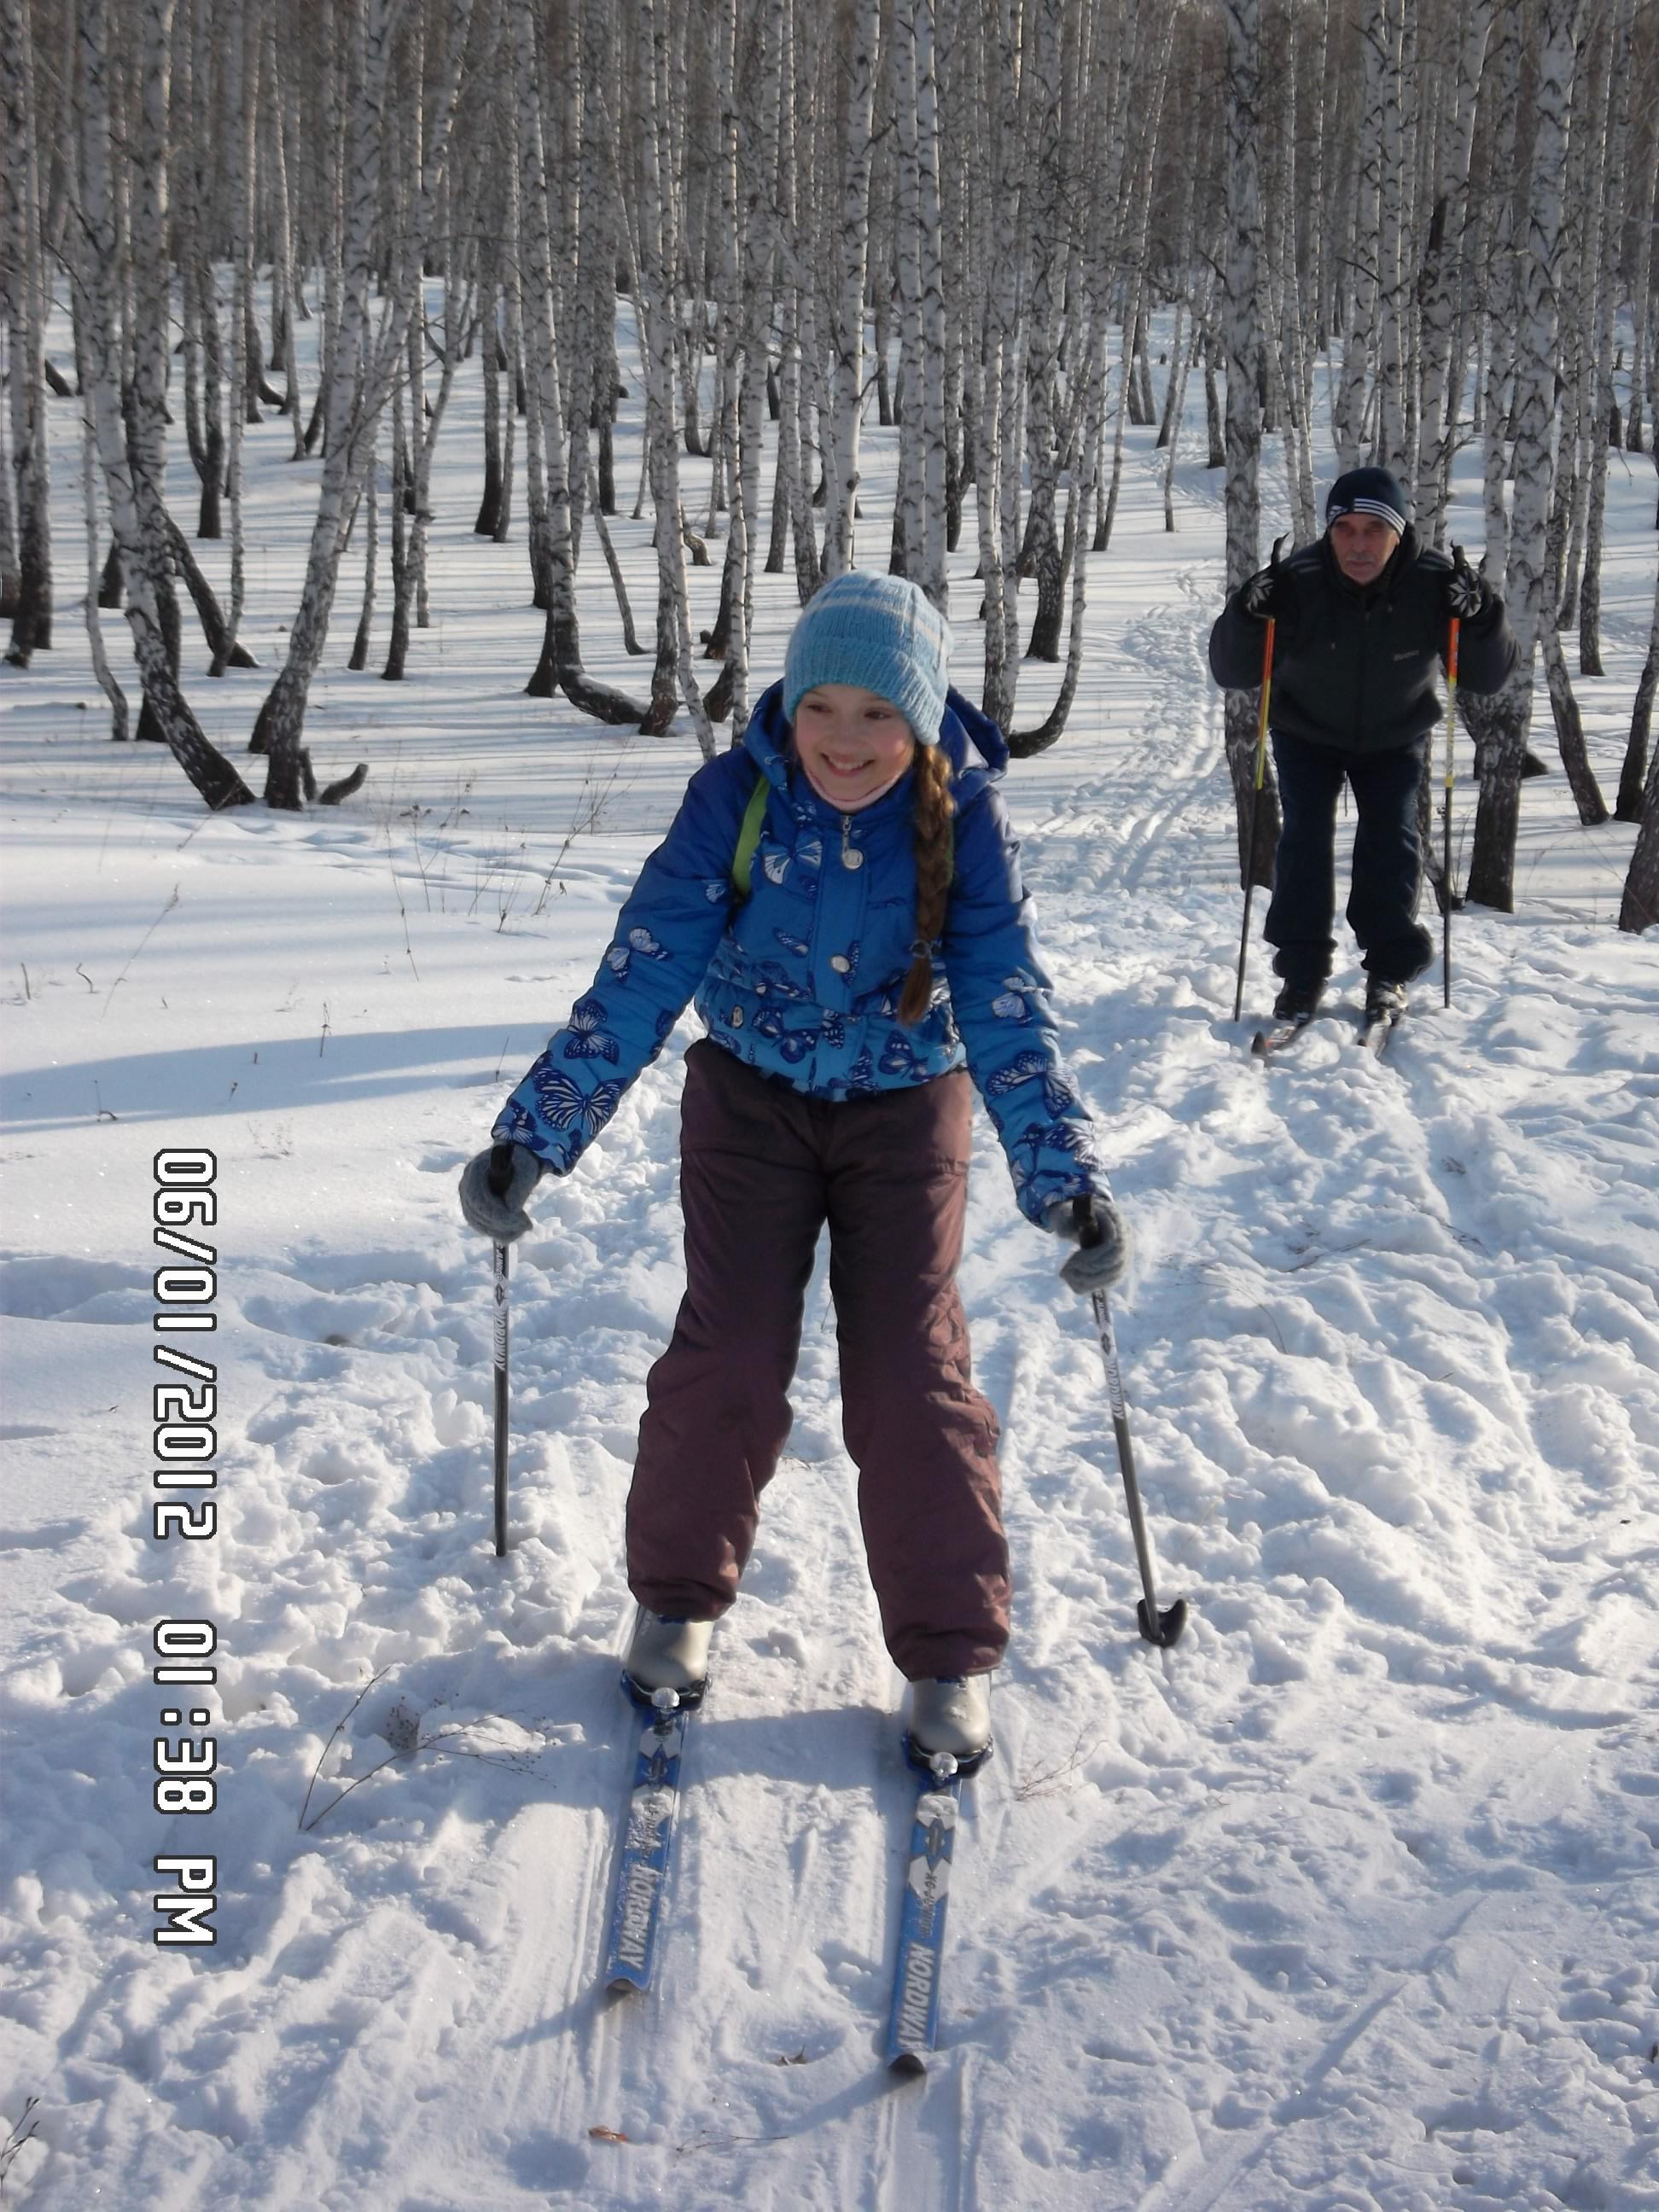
{"left": 1272, "top": 975, "right": 1324, "bottom": 1023}
{"left": 905, "top": 1675, "right": 992, "bottom": 1775}
{"left": 622, "top": 1609, "right": 712, "bottom": 1708}
{"left": 1360, "top": 979, "right": 1408, "bottom": 1054}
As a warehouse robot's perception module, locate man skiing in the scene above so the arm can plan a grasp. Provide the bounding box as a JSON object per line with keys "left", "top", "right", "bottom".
{"left": 1208, "top": 466, "right": 1517, "bottom": 1030}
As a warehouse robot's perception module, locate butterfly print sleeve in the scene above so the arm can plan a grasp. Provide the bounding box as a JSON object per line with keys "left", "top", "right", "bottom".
{"left": 492, "top": 754, "right": 756, "bottom": 1173}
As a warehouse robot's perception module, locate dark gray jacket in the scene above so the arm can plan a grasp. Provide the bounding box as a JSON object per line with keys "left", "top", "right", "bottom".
{"left": 1208, "top": 526, "right": 1517, "bottom": 756}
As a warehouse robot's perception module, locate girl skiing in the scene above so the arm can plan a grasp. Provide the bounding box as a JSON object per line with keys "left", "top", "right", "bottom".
{"left": 459, "top": 572, "right": 1126, "bottom": 1764}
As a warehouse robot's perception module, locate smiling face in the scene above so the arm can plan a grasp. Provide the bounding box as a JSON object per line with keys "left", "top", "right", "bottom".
{"left": 1328, "top": 512, "right": 1402, "bottom": 587}
{"left": 790, "top": 684, "right": 918, "bottom": 811}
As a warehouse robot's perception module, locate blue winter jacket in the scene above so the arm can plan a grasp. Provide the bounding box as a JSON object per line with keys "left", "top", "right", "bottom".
{"left": 492, "top": 683, "right": 1109, "bottom": 1225}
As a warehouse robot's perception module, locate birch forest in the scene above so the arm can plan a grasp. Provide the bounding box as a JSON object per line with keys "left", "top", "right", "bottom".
{"left": 3, "top": 0, "right": 1656, "bottom": 924}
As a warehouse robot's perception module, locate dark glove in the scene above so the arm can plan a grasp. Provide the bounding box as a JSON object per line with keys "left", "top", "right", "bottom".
{"left": 1238, "top": 534, "right": 1285, "bottom": 623}
{"left": 1444, "top": 545, "right": 1487, "bottom": 621}
{"left": 1043, "top": 1193, "right": 1131, "bottom": 1294}
{"left": 458, "top": 1142, "right": 544, "bottom": 1241}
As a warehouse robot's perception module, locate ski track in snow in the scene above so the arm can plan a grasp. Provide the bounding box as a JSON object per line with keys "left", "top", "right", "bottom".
{"left": 3, "top": 308, "right": 1659, "bottom": 2209}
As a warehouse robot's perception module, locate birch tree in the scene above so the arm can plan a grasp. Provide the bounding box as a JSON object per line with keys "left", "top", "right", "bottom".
{"left": 1625, "top": 144, "right": 1656, "bottom": 456}
{"left": 632, "top": 0, "right": 713, "bottom": 755}
{"left": 713, "top": 0, "right": 781, "bottom": 723}
{"left": 893, "top": 0, "right": 948, "bottom": 611}
{"left": 821, "top": 0, "right": 882, "bottom": 578}
{"left": 514, "top": 0, "right": 645, "bottom": 725}
{"left": 974, "top": 0, "right": 1025, "bottom": 730}
{"left": 121, "top": 0, "right": 190, "bottom": 725}
{"left": 1615, "top": 561, "right": 1659, "bottom": 826}
{"left": 768, "top": 0, "right": 819, "bottom": 600}
{"left": 253, "top": 0, "right": 474, "bottom": 806}
{"left": 72, "top": 0, "right": 253, "bottom": 807}
{"left": 1474, "top": 0, "right": 1523, "bottom": 592}
{"left": 1415, "top": 0, "right": 1495, "bottom": 539}
{"left": 1332, "top": 7, "right": 1386, "bottom": 470}
{"left": 179, "top": 0, "right": 224, "bottom": 541}
{"left": 1371, "top": 0, "right": 1408, "bottom": 475}
{"left": 2, "top": 0, "right": 51, "bottom": 664}
{"left": 1016, "top": 0, "right": 1071, "bottom": 659}
{"left": 1220, "top": 0, "right": 1278, "bottom": 886}
{"left": 215, "top": 0, "right": 253, "bottom": 678}
{"left": 1618, "top": 741, "right": 1659, "bottom": 934}
{"left": 1576, "top": 0, "right": 1635, "bottom": 677}
{"left": 74, "top": 321, "right": 128, "bottom": 741}
{"left": 1466, "top": 0, "right": 1586, "bottom": 910}
{"left": 0, "top": 384, "right": 18, "bottom": 625}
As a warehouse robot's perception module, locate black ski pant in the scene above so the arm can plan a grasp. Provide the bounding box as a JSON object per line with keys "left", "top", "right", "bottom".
{"left": 1265, "top": 731, "right": 1433, "bottom": 991}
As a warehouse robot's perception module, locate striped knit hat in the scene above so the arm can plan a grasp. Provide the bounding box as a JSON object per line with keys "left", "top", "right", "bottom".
{"left": 1325, "top": 468, "right": 1408, "bottom": 536}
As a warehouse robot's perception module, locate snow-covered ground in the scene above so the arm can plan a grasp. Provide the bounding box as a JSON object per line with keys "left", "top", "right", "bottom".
{"left": 2, "top": 297, "right": 1656, "bottom": 2211}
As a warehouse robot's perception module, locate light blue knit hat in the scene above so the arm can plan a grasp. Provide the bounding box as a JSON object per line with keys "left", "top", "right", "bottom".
{"left": 782, "top": 572, "right": 952, "bottom": 746}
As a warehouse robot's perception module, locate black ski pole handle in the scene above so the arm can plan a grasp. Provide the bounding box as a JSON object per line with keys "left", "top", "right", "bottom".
{"left": 487, "top": 1141, "right": 517, "bottom": 1199}
{"left": 1072, "top": 1199, "right": 1188, "bottom": 1649}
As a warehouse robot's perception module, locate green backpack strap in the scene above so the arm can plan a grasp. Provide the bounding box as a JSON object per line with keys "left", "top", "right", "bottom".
{"left": 731, "top": 772, "right": 771, "bottom": 900}
{"left": 731, "top": 769, "right": 955, "bottom": 899}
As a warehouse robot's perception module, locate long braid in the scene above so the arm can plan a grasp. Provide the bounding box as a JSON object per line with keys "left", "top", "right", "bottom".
{"left": 898, "top": 742, "right": 956, "bottom": 1025}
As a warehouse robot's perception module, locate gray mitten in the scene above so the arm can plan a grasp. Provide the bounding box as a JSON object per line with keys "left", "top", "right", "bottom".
{"left": 458, "top": 1142, "right": 544, "bottom": 1241}
{"left": 1043, "top": 1193, "right": 1131, "bottom": 1294}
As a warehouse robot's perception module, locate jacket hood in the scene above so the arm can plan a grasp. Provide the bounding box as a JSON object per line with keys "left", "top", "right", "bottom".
{"left": 743, "top": 679, "right": 1007, "bottom": 806}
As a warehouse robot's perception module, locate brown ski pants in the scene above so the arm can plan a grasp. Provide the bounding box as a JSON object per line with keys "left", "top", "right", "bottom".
{"left": 626, "top": 1040, "right": 1009, "bottom": 1679}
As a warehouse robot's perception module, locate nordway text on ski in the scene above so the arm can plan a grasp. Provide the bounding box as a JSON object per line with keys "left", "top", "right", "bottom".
{"left": 603, "top": 1702, "right": 691, "bottom": 1992}
{"left": 611, "top": 1783, "right": 676, "bottom": 1976}
{"left": 886, "top": 1778, "right": 962, "bottom": 2072}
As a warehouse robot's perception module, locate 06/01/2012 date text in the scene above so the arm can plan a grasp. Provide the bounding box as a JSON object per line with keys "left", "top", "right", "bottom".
{"left": 150, "top": 1148, "right": 221, "bottom": 1949}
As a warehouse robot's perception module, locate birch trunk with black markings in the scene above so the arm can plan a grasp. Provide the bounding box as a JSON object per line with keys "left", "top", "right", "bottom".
{"left": 1467, "top": 0, "right": 1586, "bottom": 909}
{"left": 1, "top": 0, "right": 51, "bottom": 662}
{"left": 1221, "top": 0, "right": 1278, "bottom": 887}
{"left": 73, "top": 0, "right": 253, "bottom": 807}
{"left": 513, "top": 0, "right": 644, "bottom": 725}
{"left": 254, "top": 0, "right": 474, "bottom": 804}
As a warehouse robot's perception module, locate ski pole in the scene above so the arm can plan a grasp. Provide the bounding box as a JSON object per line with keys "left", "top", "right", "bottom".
{"left": 1231, "top": 603, "right": 1278, "bottom": 1023}
{"left": 488, "top": 1142, "right": 515, "bottom": 1557}
{"left": 1442, "top": 614, "right": 1459, "bottom": 1010}
{"left": 1073, "top": 1200, "right": 1188, "bottom": 1648}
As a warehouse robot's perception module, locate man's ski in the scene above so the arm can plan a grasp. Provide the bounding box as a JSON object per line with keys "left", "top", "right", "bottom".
{"left": 1359, "top": 1010, "right": 1401, "bottom": 1057}
{"left": 1249, "top": 1013, "right": 1315, "bottom": 1057}
{"left": 1359, "top": 987, "right": 1407, "bottom": 1057}
{"left": 885, "top": 1753, "right": 969, "bottom": 2075}
{"left": 602, "top": 1685, "right": 695, "bottom": 1994}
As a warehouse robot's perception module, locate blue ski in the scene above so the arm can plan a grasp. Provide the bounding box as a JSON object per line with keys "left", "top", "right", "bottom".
{"left": 603, "top": 1688, "right": 693, "bottom": 1994}
{"left": 885, "top": 1761, "right": 965, "bottom": 2074}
